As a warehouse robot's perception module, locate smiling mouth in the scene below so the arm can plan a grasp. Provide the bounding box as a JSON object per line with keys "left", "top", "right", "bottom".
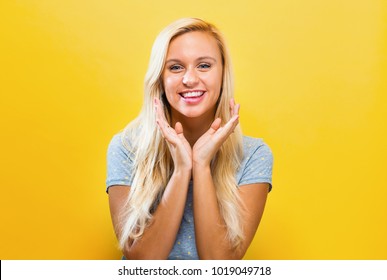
{"left": 179, "top": 91, "right": 205, "bottom": 98}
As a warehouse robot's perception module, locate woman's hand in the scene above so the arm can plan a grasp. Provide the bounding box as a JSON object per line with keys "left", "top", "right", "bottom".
{"left": 192, "top": 99, "right": 240, "bottom": 168}
{"left": 155, "top": 98, "right": 192, "bottom": 172}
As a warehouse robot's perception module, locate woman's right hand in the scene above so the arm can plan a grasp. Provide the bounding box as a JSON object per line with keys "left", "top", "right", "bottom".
{"left": 155, "top": 98, "right": 192, "bottom": 172}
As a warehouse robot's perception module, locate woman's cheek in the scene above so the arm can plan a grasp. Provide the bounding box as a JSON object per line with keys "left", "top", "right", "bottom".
{"left": 163, "top": 76, "right": 176, "bottom": 91}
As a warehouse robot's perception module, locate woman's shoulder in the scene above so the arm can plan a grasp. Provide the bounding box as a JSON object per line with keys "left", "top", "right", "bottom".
{"left": 106, "top": 130, "right": 136, "bottom": 189}
{"left": 242, "top": 135, "right": 272, "bottom": 158}
{"left": 108, "top": 131, "right": 123, "bottom": 147}
{"left": 107, "top": 129, "right": 137, "bottom": 161}
{"left": 237, "top": 135, "right": 273, "bottom": 189}
{"left": 108, "top": 131, "right": 127, "bottom": 151}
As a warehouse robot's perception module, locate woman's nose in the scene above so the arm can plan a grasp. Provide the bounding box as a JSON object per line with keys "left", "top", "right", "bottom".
{"left": 182, "top": 69, "right": 199, "bottom": 87}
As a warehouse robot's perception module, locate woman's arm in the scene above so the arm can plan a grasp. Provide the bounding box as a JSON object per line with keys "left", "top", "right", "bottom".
{"left": 192, "top": 99, "right": 269, "bottom": 259}
{"left": 108, "top": 167, "right": 191, "bottom": 259}
{"left": 192, "top": 165, "right": 269, "bottom": 259}
{"left": 108, "top": 99, "right": 194, "bottom": 259}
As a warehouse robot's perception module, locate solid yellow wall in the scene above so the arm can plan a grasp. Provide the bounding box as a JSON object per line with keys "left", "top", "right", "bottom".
{"left": 0, "top": 0, "right": 386, "bottom": 259}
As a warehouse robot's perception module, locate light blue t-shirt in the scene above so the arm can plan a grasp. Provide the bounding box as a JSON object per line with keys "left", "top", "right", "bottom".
{"left": 106, "top": 132, "right": 273, "bottom": 260}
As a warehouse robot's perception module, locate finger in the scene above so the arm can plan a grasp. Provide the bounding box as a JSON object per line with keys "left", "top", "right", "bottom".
{"left": 154, "top": 98, "right": 162, "bottom": 121}
{"left": 158, "top": 122, "right": 179, "bottom": 145}
{"left": 229, "top": 98, "right": 235, "bottom": 117}
{"left": 228, "top": 114, "right": 240, "bottom": 134}
{"left": 155, "top": 98, "right": 171, "bottom": 130}
{"left": 155, "top": 100, "right": 167, "bottom": 136}
{"left": 234, "top": 103, "right": 240, "bottom": 116}
{"left": 156, "top": 119, "right": 166, "bottom": 138}
{"left": 175, "top": 122, "right": 191, "bottom": 147}
{"left": 156, "top": 111, "right": 174, "bottom": 141}
{"left": 175, "top": 122, "right": 183, "bottom": 135}
{"left": 209, "top": 118, "right": 222, "bottom": 134}
{"left": 154, "top": 98, "right": 165, "bottom": 121}
{"left": 230, "top": 98, "right": 239, "bottom": 116}
{"left": 218, "top": 115, "right": 239, "bottom": 138}
{"left": 155, "top": 98, "right": 165, "bottom": 121}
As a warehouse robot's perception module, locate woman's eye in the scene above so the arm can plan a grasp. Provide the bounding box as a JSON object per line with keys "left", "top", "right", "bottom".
{"left": 198, "top": 63, "right": 211, "bottom": 69}
{"left": 170, "top": 65, "right": 183, "bottom": 71}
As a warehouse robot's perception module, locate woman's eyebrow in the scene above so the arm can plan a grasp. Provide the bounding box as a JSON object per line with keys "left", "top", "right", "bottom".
{"left": 165, "top": 59, "right": 181, "bottom": 64}
{"left": 165, "top": 56, "right": 217, "bottom": 64}
{"left": 196, "top": 56, "right": 217, "bottom": 62}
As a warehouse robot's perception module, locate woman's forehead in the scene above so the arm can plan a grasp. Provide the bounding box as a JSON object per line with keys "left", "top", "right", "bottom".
{"left": 166, "top": 31, "right": 221, "bottom": 61}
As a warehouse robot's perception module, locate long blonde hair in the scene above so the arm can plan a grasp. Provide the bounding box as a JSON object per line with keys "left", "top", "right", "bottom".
{"left": 119, "top": 18, "right": 245, "bottom": 249}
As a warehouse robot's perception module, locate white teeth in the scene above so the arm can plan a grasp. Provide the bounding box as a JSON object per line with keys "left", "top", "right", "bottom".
{"left": 181, "top": 91, "right": 204, "bottom": 98}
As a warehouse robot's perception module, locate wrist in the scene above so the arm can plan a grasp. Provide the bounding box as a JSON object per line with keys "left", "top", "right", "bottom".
{"left": 192, "top": 161, "right": 211, "bottom": 174}
{"left": 172, "top": 167, "right": 192, "bottom": 180}
{"left": 192, "top": 154, "right": 211, "bottom": 169}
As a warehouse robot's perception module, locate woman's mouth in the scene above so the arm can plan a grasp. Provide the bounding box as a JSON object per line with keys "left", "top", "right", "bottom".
{"left": 180, "top": 91, "right": 205, "bottom": 98}
{"left": 179, "top": 91, "right": 206, "bottom": 104}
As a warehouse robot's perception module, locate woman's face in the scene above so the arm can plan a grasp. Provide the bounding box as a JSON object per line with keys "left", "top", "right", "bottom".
{"left": 162, "top": 31, "right": 223, "bottom": 121}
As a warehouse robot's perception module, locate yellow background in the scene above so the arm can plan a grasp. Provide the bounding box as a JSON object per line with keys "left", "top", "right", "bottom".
{"left": 1, "top": 0, "right": 386, "bottom": 259}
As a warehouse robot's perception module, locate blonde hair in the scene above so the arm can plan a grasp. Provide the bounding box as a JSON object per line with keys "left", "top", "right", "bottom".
{"left": 119, "top": 18, "right": 245, "bottom": 250}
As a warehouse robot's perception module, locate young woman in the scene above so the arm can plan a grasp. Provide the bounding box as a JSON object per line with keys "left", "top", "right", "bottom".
{"left": 106, "top": 18, "right": 273, "bottom": 260}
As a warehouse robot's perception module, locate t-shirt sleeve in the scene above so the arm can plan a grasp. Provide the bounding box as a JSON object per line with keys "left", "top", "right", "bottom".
{"left": 238, "top": 142, "right": 273, "bottom": 191}
{"left": 105, "top": 133, "right": 135, "bottom": 192}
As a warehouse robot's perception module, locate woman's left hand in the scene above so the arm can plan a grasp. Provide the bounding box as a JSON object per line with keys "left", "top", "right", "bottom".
{"left": 192, "top": 99, "right": 240, "bottom": 168}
